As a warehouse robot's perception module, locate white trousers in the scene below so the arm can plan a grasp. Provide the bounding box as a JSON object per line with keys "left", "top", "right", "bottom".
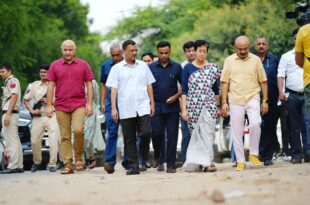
{"left": 230, "top": 97, "right": 261, "bottom": 163}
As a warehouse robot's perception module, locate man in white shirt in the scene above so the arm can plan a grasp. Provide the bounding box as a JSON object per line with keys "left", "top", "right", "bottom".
{"left": 181, "top": 41, "right": 196, "bottom": 68}
{"left": 106, "top": 40, "right": 155, "bottom": 175}
{"left": 278, "top": 28, "right": 310, "bottom": 163}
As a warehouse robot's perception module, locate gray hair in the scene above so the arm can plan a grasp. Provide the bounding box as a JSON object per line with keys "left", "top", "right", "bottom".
{"left": 109, "top": 42, "right": 122, "bottom": 52}
{"left": 61, "top": 39, "right": 76, "bottom": 50}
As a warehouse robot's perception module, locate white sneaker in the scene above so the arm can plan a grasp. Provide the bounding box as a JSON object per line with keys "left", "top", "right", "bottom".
{"left": 282, "top": 154, "right": 291, "bottom": 161}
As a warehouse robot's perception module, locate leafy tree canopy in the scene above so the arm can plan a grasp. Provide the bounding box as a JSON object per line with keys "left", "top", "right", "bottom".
{"left": 0, "top": 0, "right": 105, "bottom": 91}
{"left": 104, "top": 0, "right": 297, "bottom": 66}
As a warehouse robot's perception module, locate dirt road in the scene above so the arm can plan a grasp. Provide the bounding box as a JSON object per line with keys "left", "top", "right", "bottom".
{"left": 0, "top": 161, "right": 309, "bottom": 205}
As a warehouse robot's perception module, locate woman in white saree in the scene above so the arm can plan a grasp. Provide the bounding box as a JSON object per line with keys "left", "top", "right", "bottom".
{"left": 181, "top": 40, "right": 221, "bottom": 172}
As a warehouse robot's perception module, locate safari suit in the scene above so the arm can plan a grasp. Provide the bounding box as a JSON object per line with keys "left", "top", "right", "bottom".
{"left": 24, "top": 80, "right": 62, "bottom": 168}
{"left": 1, "top": 75, "right": 23, "bottom": 169}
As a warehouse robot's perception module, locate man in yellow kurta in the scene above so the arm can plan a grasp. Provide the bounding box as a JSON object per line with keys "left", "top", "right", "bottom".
{"left": 295, "top": 21, "right": 310, "bottom": 111}
{"left": 221, "top": 36, "right": 268, "bottom": 171}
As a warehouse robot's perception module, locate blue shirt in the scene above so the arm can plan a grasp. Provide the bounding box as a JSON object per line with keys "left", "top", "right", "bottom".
{"left": 182, "top": 63, "right": 220, "bottom": 96}
{"left": 150, "top": 60, "right": 182, "bottom": 114}
{"left": 100, "top": 60, "right": 115, "bottom": 107}
{"left": 262, "top": 53, "right": 279, "bottom": 105}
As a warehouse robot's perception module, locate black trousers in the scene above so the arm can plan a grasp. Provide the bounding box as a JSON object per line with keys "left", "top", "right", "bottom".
{"left": 151, "top": 112, "right": 179, "bottom": 168}
{"left": 259, "top": 105, "right": 279, "bottom": 161}
{"left": 120, "top": 114, "right": 151, "bottom": 170}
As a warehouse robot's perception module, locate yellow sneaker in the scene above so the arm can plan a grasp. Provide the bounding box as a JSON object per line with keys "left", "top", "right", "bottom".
{"left": 235, "top": 163, "right": 246, "bottom": 171}
{"left": 249, "top": 154, "right": 261, "bottom": 165}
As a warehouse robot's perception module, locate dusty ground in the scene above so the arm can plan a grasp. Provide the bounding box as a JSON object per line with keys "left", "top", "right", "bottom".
{"left": 0, "top": 160, "right": 309, "bottom": 205}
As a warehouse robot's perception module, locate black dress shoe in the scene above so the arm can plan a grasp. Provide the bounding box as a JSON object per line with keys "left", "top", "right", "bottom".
{"left": 0, "top": 168, "right": 24, "bottom": 174}
{"left": 31, "top": 164, "right": 40, "bottom": 172}
{"left": 175, "top": 161, "right": 184, "bottom": 169}
{"left": 304, "top": 155, "right": 310, "bottom": 163}
{"left": 121, "top": 161, "right": 131, "bottom": 170}
{"left": 126, "top": 168, "right": 140, "bottom": 175}
{"left": 264, "top": 160, "right": 273, "bottom": 166}
{"left": 56, "top": 161, "right": 64, "bottom": 170}
{"left": 291, "top": 158, "right": 302, "bottom": 164}
{"left": 166, "top": 167, "right": 176, "bottom": 173}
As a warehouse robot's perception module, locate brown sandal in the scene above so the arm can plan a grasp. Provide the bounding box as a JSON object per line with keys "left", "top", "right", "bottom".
{"left": 61, "top": 166, "right": 74, "bottom": 174}
{"left": 76, "top": 161, "right": 85, "bottom": 171}
{"left": 88, "top": 157, "right": 96, "bottom": 169}
{"left": 203, "top": 164, "right": 217, "bottom": 172}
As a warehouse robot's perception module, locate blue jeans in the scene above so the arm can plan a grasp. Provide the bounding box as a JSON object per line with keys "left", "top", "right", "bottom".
{"left": 287, "top": 93, "right": 310, "bottom": 159}
{"left": 301, "top": 102, "right": 310, "bottom": 156}
{"left": 231, "top": 143, "right": 236, "bottom": 162}
{"left": 180, "top": 118, "right": 191, "bottom": 162}
{"left": 305, "top": 84, "right": 310, "bottom": 112}
{"left": 105, "top": 105, "right": 129, "bottom": 168}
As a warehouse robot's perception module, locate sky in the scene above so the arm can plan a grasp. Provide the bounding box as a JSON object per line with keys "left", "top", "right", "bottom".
{"left": 80, "top": 0, "right": 163, "bottom": 34}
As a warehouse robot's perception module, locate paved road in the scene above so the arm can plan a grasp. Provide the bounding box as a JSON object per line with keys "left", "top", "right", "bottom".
{"left": 0, "top": 161, "right": 309, "bottom": 205}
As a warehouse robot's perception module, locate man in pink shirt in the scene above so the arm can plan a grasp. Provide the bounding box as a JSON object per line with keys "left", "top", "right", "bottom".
{"left": 46, "top": 39, "right": 94, "bottom": 174}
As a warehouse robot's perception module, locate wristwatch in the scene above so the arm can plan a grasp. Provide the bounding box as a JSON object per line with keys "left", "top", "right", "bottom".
{"left": 262, "top": 99, "right": 268, "bottom": 103}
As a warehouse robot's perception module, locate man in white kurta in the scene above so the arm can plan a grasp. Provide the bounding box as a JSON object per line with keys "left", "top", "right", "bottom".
{"left": 106, "top": 40, "right": 155, "bottom": 175}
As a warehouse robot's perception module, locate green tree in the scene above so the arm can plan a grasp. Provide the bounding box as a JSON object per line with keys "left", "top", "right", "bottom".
{"left": 172, "top": 0, "right": 297, "bottom": 65}
{"left": 104, "top": 0, "right": 213, "bottom": 54}
{"left": 104, "top": 0, "right": 298, "bottom": 64}
{"left": 0, "top": 0, "right": 104, "bottom": 91}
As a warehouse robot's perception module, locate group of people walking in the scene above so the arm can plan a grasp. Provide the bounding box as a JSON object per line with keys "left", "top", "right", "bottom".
{"left": 97, "top": 32, "right": 310, "bottom": 174}
{"left": 1, "top": 28, "right": 310, "bottom": 175}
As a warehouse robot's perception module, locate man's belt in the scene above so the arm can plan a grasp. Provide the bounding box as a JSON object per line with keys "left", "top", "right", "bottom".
{"left": 2, "top": 110, "right": 19, "bottom": 115}
{"left": 286, "top": 88, "right": 304, "bottom": 96}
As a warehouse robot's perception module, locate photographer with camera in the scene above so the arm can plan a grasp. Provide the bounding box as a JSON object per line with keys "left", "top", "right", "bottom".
{"left": 289, "top": 3, "right": 310, "bottom": 110}
{"left": 24, "top": 65, "right": 63, "bottom": 172}
{"left": 278, "top": 29, "right": 310, "bottom": 164}
{"left": 286, "top": 1, "right": 310, "bottom": 163}
{"left": 295, "top": 14, "right": 310, "bottom": 103}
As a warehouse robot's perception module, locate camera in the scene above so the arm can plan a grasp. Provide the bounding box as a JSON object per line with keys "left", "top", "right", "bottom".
{"left": 286, "top": 1, "right": 310, "bottom": 26}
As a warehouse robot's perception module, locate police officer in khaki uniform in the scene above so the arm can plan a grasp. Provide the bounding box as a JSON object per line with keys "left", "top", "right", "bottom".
{"left": 24, "top": 65, "right": 63, "bottom": 172}
{"left": 0, "top": 64, "right": 23, "bottom": 174}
